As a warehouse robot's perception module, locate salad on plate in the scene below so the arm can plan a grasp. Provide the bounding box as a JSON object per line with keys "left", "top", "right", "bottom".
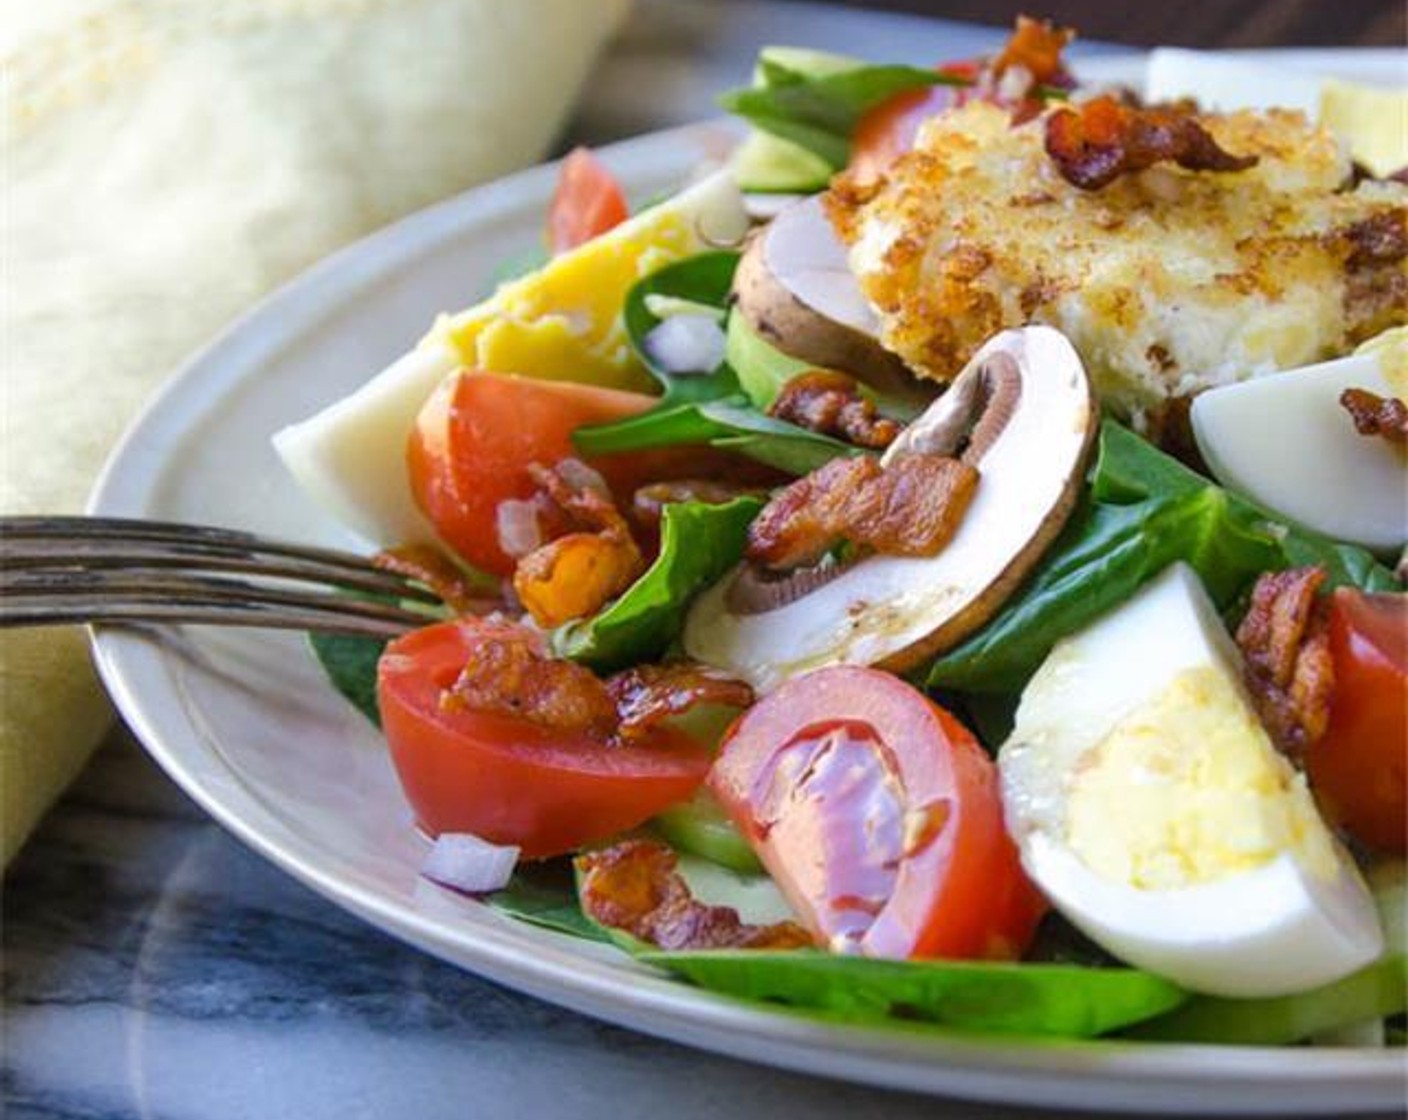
{"left": 272, "top": 17, "right": 1407, "bottom": 1047}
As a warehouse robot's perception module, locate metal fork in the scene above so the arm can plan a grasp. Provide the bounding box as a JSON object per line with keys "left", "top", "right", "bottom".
{"left": 0, "top": 516, "right": 445, "bottom": 637}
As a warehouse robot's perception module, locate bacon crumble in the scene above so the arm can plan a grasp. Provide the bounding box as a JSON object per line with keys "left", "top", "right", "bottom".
{"left": 746, "top": 453, "right": 979, "bottom": 572}
{"left": 608, "top": 663, "right": 755, "bottom": 743}
{"left": 1340, "top": 387, "right": 1408, "bottom": 445}
{"left": 511, "top": 460, "right": 645, "bottom": 628}
{"left": 1044, "top": 96, "right": 1259, "bottom": 192}
{"left": 629, "top": 479, "right": 763, "bottom": 536}
{"left": 990, "top": 15, "right": 1074, "bottom": 91}
{"left": 443, "top": 629, "right": 619, "bottom": 740}
{"left": 768, "top": 370, "right": 902, "bottom": 450}
{"left": 372, "top": 544, "right": 501, "bottom": 616}
{"left": 444, "top": 630, "right": 752, "bottom": 747}
{"left": 1235, "top": 567, "right": 1335, "bottom": 759}
{"left": 577, "top": 839, "right": 812, "bottom": 951}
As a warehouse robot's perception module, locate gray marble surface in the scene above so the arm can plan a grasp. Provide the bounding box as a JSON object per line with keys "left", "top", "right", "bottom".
{"left": 2, "top": 4, "right": 1400, "bottom": 1119}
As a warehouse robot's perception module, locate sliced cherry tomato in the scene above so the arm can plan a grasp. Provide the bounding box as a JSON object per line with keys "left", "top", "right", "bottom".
{"left": 409, "top": 370, "right": 784, "bottom": 577}
{"left": 709, "top": 666, "right": 1046, "bottom": 960}
{"left": 847, "top": 62, "right": 979, "bottom": 186}
{"left": 408, "top": 371, "right": 655, "bottom": 576}
{"left": 1306, "top": 589, "right": 1407, "bottom": 853}
{"left": 377, "top": 619, "right": 711, "bottom": 859}
{"left": 548, "top": 147, "right": 629, "bottom": 255}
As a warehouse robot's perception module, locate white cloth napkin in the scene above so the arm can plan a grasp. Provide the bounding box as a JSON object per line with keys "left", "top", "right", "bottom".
{"left": 0, "top": 0, "right": 631, "bottom": 864}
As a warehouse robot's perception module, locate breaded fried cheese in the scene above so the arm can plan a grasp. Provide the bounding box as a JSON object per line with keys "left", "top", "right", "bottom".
{"left": 828, "top": 101, "right": 1407, "bottom": 423}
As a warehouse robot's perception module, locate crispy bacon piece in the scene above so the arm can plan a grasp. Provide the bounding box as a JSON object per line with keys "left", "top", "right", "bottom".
{"left": 443, "top": 627, "right": 753, "bottom": 747}
{"left": 1236, "top": 567, "right": 1335, "bottom": 759}
{"left": 373, "top": 544, "right": 500, "bottom": 616}
{"left": 768, "top": 370, "right": 902, "bottom": 450}
{"left": 1044, "top": 96, "right": 1258, "bottom": 192}
{"left": 746, "top": 453, "right": 979, "bottom": 572}
{"left": 512, "top": 460, "right": 645, "bottom": 628}
{"left": 630, "top": 480, "right": 763, "bottom": 536}
{"left": 991, "top": 15, "right": 1074, "bottom": 88}
{"left": 1343, "top": 211, "right": 1408, "bottom": 271}
{"left": 443, "top": 627, "right": 618, "bottom": 740}
{"left": 577, "top": 839, "right": 813, "bottom": 951}
{"left": 608, "top": 663, "right": 755, "bottom": 743}
{"left": 1340, "top": 387, "right": 1408, "bottom": 445}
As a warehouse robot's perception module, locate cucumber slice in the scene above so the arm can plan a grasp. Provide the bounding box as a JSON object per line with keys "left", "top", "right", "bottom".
{"left": 730, "top": 130, "right": 834, "bottom": 194}
{"left": 725, "top": 311, "right": 927, "bottom": 421}
{"left": 756, "top": 45, "right": 865, "bottom": 82}
{"left": 674, "top": 853, "right": 796, "bottom": 926}
{"left": 725, "top": 310, "right": 814, "bottom": 409}
{"left": 653, "top": 790, "right": 763, "bottom": 874}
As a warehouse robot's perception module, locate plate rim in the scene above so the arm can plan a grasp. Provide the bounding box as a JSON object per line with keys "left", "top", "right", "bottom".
{"left": 86, "top": 57, "right": 1408, "bottom": 1116}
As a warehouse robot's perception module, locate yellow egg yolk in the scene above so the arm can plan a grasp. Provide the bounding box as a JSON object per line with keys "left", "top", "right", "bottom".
{"left": 1065, "top": 666, "right": 1338, "bottom": 891}
{"left": 425, "top": 213, "right": 702, "bottom": 394}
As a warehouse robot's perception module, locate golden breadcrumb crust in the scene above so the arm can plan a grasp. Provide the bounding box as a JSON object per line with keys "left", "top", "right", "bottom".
{"left": 827, "top": 101, "right": 1407, "bottom": 421}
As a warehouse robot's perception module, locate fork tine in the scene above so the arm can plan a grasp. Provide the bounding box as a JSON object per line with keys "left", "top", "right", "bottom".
{"left": 0, "top": 516, "right": 441, "bottom": 603}
{"left": 0, "top": 569, "right": 430, "bottom": 636}
{"left": 1, "top": 597, "right": 417, "bottom": 638}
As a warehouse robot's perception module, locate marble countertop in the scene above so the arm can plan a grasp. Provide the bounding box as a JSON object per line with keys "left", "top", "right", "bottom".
{"left": 3, "top": 4, "right": 1401, "bottom": 1119}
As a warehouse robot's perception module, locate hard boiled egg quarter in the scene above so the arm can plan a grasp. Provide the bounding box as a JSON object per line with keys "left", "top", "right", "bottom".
{"left": 999, "top": 563, "right": 1382, "bottom": 998}
{"left": 1190, "top": 329, "right": 1407, "bottom": 555}
{"left": 273, "top": 169, "right": 749, "bottom": 549}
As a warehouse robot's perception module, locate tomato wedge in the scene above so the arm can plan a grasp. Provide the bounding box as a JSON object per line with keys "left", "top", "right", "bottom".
{"left": 1307, "top": 589, "right": 1408, "bottom": 853}
{"left": 377, "top": 619, "right": 711, "bottom": 859}
{"left": 548, "top": 147, "right": 629, "bottom": 255}
{"left": 847, "top": 62, "right": 978, "bottom": 186}
{"left": 409, "top": 370, "right": 784, "bottom": 577}
{"left": 408, "top": 371, "right": 655, "bottom": 576}
{"left": 709, "top": 666, "right": 1046, "bottom": 960}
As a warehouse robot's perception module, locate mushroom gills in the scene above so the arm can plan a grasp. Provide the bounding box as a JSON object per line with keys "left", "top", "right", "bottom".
{"left": 684, "top": 327, "right": 1098, "bottom": 692}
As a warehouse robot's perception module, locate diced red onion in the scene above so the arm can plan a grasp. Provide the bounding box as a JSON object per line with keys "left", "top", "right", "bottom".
{"left": 421, "top": 832, "right": 520, "bottom": 894}
{"left": 496, "top": 498, "right": 542, "bottom": 558}
{"left": 556, "top": 457, "right": 609, "bottom": 495}
{"left": 644, "top": 314, "right": 727, "bottom": 376}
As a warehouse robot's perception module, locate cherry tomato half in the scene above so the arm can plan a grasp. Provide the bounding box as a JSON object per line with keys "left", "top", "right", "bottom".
{"left": 847, "top": 62, "right": 979, "bottom": 186}
{"left": 709, "top": 666, "right": 1046, "bottom": 960}
{"left": 548, "top": 147, "right": 630, "bottom": 255}
{"left": 377, "top": 619, "right": 711, "bottom": 859}
{"left": 407, "top": 371, "right": 655, "bottom": 576}
{"left": 1307, "top": 589, "right": 1408, "bottom": 853}
{"left": 409, "top": 370, "right": 784, "bottom": 577}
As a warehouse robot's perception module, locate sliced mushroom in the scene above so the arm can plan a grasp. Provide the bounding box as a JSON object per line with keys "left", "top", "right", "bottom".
{"left": 683, "top": 326, "right": 1098, "bottom": 692}
{"left": 732, "top": 195, "right": 927, "bottom": 403}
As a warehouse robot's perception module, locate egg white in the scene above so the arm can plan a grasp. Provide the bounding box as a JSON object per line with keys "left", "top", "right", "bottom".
{"left": 999, "top": 563, "right": 1383, "bottom": 997}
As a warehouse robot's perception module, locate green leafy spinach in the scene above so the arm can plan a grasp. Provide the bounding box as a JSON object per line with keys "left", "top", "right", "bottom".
{"left": 927, "top": 421, "right": 1399, "bottom": 695}
{"left": 641, "top": 950, "right": 1187, "bottom": 1038}
{"left": 553, "top": 496, "right": 763, "bottom": 672}
{"left": 573, "top": 253, "right": 852, "bottom": 474}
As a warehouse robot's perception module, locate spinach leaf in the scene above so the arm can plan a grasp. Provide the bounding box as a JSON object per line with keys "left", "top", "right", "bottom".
{"left": 640, "top": 950, "right": 1186, "bottom": 1038}
{"left": 309, "top": 632, "right": 387, "bottom": 726}
{"left": 720, "top": 59, "right": 964, "bottom": 169}
{"left": 488, "top": 859, "right": 610, "bottom": 943}
{"left": 575, "top": 253, "right": 852, "bottom": 474}
{"left": 927, "top": 421, "right": 1398, "bottom": 695}
{"left": 554, "top": 497, "right": 763, "bottom": 672}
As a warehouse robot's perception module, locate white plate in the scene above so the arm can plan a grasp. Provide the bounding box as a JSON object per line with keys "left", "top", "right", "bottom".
{"left": 90, "top": 53, "right": 1406, "bottom": 1115}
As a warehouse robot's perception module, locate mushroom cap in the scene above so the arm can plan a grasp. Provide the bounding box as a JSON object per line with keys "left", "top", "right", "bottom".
{"left": 683, "top": 326, "right": 1098, "bottom": 692}
{"left": 732, "top": 195, "right": 926, "bottom": 402}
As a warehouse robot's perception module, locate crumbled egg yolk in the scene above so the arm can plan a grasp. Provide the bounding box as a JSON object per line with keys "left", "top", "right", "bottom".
{"left": 1066, "top": 666, "right": 1338, "bottom": 891}
{"left": 422, "top": 212, "right": 703, "bottom": 394}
